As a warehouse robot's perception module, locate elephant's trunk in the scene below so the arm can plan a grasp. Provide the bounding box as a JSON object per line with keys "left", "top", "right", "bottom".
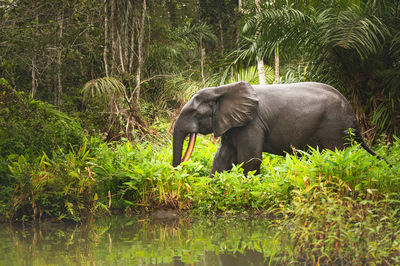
{"left": 172, "top": 130, "right": 185, "bottom": 167}
{"left": 172, "top": 129, "right": 197, "bottom": 167}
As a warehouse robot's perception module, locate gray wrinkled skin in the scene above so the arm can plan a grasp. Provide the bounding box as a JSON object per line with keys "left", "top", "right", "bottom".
{"left": 173, "top": 81, "right": 379, "bottom": 177}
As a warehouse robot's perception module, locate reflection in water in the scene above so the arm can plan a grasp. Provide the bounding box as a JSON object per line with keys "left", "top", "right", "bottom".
{"left": 0, "top": 214, "right": 284, "bottom": 265}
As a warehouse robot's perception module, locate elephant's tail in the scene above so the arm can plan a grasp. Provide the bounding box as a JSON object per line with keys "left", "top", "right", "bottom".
{"left": 355, "top": 130, "right": 391, "bottom": 166}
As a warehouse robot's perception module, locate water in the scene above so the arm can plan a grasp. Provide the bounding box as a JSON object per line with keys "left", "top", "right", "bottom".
{"left": 0, "top": 214, "right": 283, "bottom": 265}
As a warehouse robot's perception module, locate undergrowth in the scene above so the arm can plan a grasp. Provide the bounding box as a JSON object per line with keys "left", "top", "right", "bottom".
{"left": 2, "top": 135, "right": 400, "bottom": 263}
{"left": 3, "top": 135, "right": 399, "bottom": 217}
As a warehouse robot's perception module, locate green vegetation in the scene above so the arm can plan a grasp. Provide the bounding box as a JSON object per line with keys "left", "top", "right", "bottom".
{"left": 0, "top": 81, "right": 85, "bottom": 159}
{"left": 0, "top": 80, "right": 86, "bottom": 220}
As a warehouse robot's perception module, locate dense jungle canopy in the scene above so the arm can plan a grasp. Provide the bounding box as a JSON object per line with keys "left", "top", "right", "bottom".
{"left": 0, "top": 0, "right": 399, "bottom": 142}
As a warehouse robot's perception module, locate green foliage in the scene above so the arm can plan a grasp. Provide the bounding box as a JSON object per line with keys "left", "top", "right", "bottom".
{"left": 0, "top": 82, "right": 86, "bottom": 215}
{"left": 3, "top": 134, "right": 400, "bottom": 223}
{"left": 171, "top": 22, "right": 217, "bottom": 47}
{"left": 0, "top": 82, "right": 85, "bottom": 159}
{"left": 82, "top": 77, "right": 127, "bottom": 102}
{"left": 81, "top": 77, "right": 132, "bottom": 140}
{"left": 7, "top": 143, "right": 107, "bottom": 222}
{"left": 1, "top": 0, "right": 398, "bottom": 142}
{"left": 239, "top": 2, "right": 387, "bottom": 70}
{"left": 88, "top": 138, "right": 197, "bottom": 211}
{"left": 275, "top": 179, "right": 400, "bottom": 264}
{"left": 228, "top": 65, "right": 274, "bottom": 85}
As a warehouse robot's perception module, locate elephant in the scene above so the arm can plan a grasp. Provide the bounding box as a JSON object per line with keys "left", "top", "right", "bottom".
{"left": 172, "top": 81, "right": 383, "bottom": 177}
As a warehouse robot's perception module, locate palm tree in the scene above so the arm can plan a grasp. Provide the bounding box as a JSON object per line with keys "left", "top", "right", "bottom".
{"left": 235, "top": 1, "right": 398, "bottom": 140}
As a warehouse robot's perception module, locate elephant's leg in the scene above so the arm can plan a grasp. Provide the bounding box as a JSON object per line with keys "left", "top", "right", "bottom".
{"left": 233, "top": 126, "right": 264, "bottom": 176}
{"left": 210, "top": 139, "right": 237, "bottom": 177}
{"left": 237, "top": 149, "right": 263, "bottom": 176}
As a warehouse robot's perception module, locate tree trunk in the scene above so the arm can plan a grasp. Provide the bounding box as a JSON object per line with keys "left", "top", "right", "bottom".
{"left": 257, "top": 59, "right": 266, "bottom": 85}
{"left": 134, "top": 0, "right": 146, "bottom": 104}
{"left": 123, "top": 1, "right": 130, "bottom": 67}
{"left": 199, "top": 35, "right": 206, "bottom": 86}
{"left": 236, "top": 0, "right": 242, "bottom": 43}
{"left": 103, "top": 0, "right": 110, "bottom": 77}
{"left": 31, "top": 15, "right": 38, "bottom": 99}
{"left": 118, "top": 31, "right": 125, "bottom": 73}
{"left": 110, "top": 0, "right": 117, "bottom": 75}
{"left": 255, "top": 0, "right": 266, "bottom": 85}
{"left": 31, "top": 57, "right": 36, "bottom": 99}
{"left": 218, "top": 19, "right": 224, "bottom": 56}
{"left": 55, "top": 10, "right": 64, "bottom": 106}
{"left": 128, "top": 3, "right": 136, "bottom": 75}
{"left": 273, "top": 0, "right": 279, "bottom": 84}
{"left": 274, "top": 46, "right": 279, "bottom": 83}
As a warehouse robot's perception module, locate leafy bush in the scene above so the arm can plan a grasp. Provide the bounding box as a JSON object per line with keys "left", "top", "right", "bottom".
{"left": 88, "top": 137, "right": 197, "bottom": 211}
{"left": 0, "top": 80, "right": 86, "bottom": 220}
{"left": 0, "top": 80, "right": 85, "bottom": 159}
{"left": 7, "top": 143, "right": 108, "bottom": 222}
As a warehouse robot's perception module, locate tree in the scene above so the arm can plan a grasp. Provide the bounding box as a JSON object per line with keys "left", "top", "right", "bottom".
{"left": 133, "top": 0, "right": 147, "bottom": 105}
{"left": 0, "top": 0, "right": 105, "bottom": 104}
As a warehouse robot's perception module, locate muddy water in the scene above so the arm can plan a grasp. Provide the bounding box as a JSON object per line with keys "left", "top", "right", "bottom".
{"left": 0, "top": 214, "right": 285, "bottom": 265}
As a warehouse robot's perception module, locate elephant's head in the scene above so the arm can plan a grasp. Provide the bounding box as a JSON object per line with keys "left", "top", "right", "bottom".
{"left": 172, "top": 81, "right": 258, "bottom": 167}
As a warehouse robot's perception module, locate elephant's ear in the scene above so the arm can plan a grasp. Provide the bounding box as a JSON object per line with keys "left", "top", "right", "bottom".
{"left": 212, "top": 81, "right": 259, "bottom": 137}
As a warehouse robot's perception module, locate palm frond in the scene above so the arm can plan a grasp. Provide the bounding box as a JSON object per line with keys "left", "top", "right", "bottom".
{"left": 238, "top": 4, "right": 387, "bottom": 64}
{"left": 316, "top": 6, "right": 387, "bottom": 60}
{"left": 390, "top": 32, "right": 400, "bottom": 59}
{"left": 171, "top": 22, "right": 217, "bottom": 47}
{"left": 239, "top": 7, "right": 310, "bottom": 63}
{"left": 82, "top": 77, "right": 126, "bottom": 102}
{"left": 228, "top": 65, "right": 274, "bottom": 85}
{"left": 165, "top": 73, "right": 203, "bottom": 102}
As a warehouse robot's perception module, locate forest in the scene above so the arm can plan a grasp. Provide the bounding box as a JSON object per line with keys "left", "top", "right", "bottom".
{"left": 1, "top": 0, "right": 400, "bottom": 264}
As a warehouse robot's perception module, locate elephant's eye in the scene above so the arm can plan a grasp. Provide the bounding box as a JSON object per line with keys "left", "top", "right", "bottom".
{"left": 196, "top": 103, "right": 212, "bottom": 116}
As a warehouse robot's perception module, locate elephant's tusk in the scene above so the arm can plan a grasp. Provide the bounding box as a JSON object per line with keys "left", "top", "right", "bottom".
{"left": 181, "top": 133, "right": 197, "bottom": 163}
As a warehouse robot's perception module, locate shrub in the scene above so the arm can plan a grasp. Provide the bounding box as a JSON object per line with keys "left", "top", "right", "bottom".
{"left": 7, "top": 143, "right": 107, "bottom": 222}
{"left": 0, "top": 80, "right": 85, "bottom": 159}
{"left": 0, "top": 80, "right": 86, "bottom": 221}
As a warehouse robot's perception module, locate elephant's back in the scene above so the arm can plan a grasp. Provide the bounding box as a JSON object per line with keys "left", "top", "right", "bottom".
{"left": 253, "top": 82, "right": 358, "bottom": 133}
{"left": 253, "top": 82, "right": 359, "bottom": 154}
{"left": 253, "top": 82, "right": 352, "bottom": 112}
{"left": 253, "top": 82, "right": 347, "bottom": 100}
